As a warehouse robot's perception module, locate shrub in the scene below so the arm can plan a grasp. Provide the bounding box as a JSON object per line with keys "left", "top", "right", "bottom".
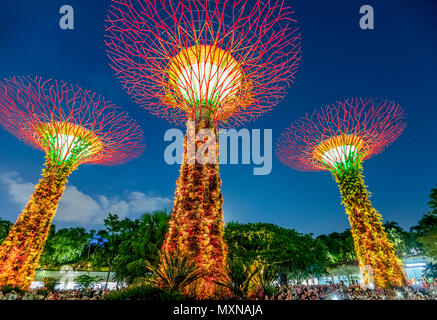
{"left": 422, "top": 263, "right": 437, "bottom": 283}
{"left": 103, "top": 284, "right": 185, "bottom": 300}
{"left": 42, "top": 277, "right": 60, "bottom": 292}
{"left": 145, "top": 250, "right": 204, "bottom": 292}
{"left": 252, "top": 261, "right": 282, "bottom": 299}
{"left": 35, "top": 288, "right": 49, "bottom": 298}
{"left": 75, "top": 274, "right": 103, "bottom": 290}
{"left": 0, "top": 284, "right": 25, "bottom": 296}
{"left": 215, "top": 258, "right": 260, "bottom": 299}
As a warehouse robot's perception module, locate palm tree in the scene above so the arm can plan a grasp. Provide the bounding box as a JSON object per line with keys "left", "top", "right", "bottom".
{"left": 215, "top": 258, "right": 260, "bottom": 299}
{"left": 384, "top": 221, "right": 407, "bottom": 257}
{"left": 309, "top": 263, "right": 327, "bottom": 284}
{"left": 252, "top": 261, "right": 281, "bottom": 300}
{"left": 288, "top": 262, "right": 311, "bottom": 285}
{"left": 146, "top": 250, "right": 204, "bottom": 293}
{"left": 111, "top": 210, "right": 170, "bottom": 284}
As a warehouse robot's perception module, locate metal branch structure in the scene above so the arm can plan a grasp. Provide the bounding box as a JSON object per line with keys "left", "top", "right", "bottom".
{"left": 105, "top": 0, "right": 301, "bottom": 298}
{"left": 0, "top": 76, "right": 144, "bottom": 289}
{"left": 276, "top": 98, "right": 407, "bottom": 288}
{"left": 105, "top": 0, "right": 301, "bottom": 127}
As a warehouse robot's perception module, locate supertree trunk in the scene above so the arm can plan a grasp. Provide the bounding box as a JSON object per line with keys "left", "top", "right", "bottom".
{"left": 333, "top": 164, "right": 406, "bottom": 288}
{"left": 162, "top": 118, "right": 228, "bottom": 299}
{"left": 0, "top": 159, "right": 74, "bottom": 289}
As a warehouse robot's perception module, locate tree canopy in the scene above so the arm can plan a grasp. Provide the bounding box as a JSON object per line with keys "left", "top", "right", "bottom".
{"left": 0, "top": 218, "right": 12, "bottom": 243}
{"left": 224, "top": 222, "right": 329, "bottom": 281}
{"left": 316, "top": 230, "right": 356, "bottom": 266}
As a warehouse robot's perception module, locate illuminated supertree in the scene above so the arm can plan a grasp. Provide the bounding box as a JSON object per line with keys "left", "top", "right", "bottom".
{"left": 0, "top": 76, "right": 144, "bottom": 289}
{"left": 105, "top": 0, "right": 301, "bottom": 297}
{"left": 276, "top": 98, "right": 407, "bottom": 288}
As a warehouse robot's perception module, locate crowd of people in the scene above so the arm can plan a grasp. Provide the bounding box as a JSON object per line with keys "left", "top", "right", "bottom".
{"left": 1, "top": 281, "right": 436, "bottom": 300}
{"left": 0, "top": 288, "right": 107, "bottom": 300}
{"left": 260, "top": 281, "right": 437, "bottom": 300}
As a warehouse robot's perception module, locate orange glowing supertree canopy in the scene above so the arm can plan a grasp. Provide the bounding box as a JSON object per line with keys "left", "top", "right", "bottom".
{"left": 105, "top": 0, "right": 301, "bottom": 298}
{"left": 105, "top": 0, "right": 301, "bottom": 126}
{"left": 276, "top": 98, "right": 407, "bottom": 288}
{"left": 0, "top": 76, "right": 144, "bottom": 289}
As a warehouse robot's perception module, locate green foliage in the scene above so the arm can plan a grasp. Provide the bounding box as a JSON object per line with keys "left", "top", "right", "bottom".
{"left": 410, "top": 186, "right": 437, "bottom": 236}
{"left": 411, "top": 213, "right": 437, "bottom": 235}
{"left": 409, "top": 186, "right": 437, "bottom": 260}
{"left": 252, "top": 262, "right": 282, "bottom": 299}
{"left": 0, "top": 284, "right": 25, "bottom": 296}
{"left": 91, "top": 210, "right": 170, "bottom": 284}
{"left": 317, "top": 230, "right": 356, "bottom": 265}
{"left": 383, "top": 221, "right": 408, "bottom": 257}
{"left": 309, "top": 263, "right": 328, "bottom": 279}
{"left": 224, "top": 222, "right": 329, "bottom": 288}
{"left": 146, "top": 250, "right": 204, "bottom": 293}
{"left": 40, "top": 227, "right": 90, "bottom": 267}
{"left": 42, "top": 277, "right": 59, "bottom": 292}
{"left": 422, "top": 263, "right": 437, "bottom": 282}
{"left": 1, "top": 180, "right": 436, "bottom": 290}
{"left": 111, "top": 210, "right": 170, "bottom": 283}
{"left": 215, "top": 258, "right": 259, "bottom": 300}
{"left": 74, "top": 274, "right": 103, "bottom": 290}
{"left": 288, "top": 262, "right": 312, "bottom": 284}
{"left": 0, "top": 218, "right": 12, "bottom": 243}
{"left": 417, "top": 230, "right": 437, "bottom": 261}
{"left": 427, "top": 185, "right": 437, "bottom": 215}
{"left": 225, "top": 222, "right": 329, "bottom": 270}
{"left": 103, "top": 284, "right": 185, "bottom": 300}
{"left": 328, "top": 264, "right": 361, "bottom": 284}
{"left": 286, "top": 262, "right": 327, "bottom": 285}
{"left": 35, "top": 288, "right": 49, "bottom": 298}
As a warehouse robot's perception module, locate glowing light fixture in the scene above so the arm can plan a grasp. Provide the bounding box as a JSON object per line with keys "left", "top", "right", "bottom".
{"left": 322, "top": 144, "right": 358, "bottom": 167}
{"left": 168, "top": 45, "right": 243, "bottom": 111}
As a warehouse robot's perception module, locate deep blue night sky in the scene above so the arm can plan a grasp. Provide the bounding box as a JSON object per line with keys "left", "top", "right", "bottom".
{"left": 0, "top": 0, "right": 436, "bottom": 235}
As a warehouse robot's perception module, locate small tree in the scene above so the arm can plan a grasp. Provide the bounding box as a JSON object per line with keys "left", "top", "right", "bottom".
{"left": 0, "top": 284, "right": 25, "bottom": 296}
{"left": 215, "top": 258, "right": 260, "bottom": 300}
{"left": 252, "top": 261, "right": 281, "bottom": 300}
{"left": 428, "top": 185, "right": 437, "bottom": 215}
{"left": 288, "top": 262, "right": 311, "bottom": 285}
{"left": 422, "top": 263, "right": 437, "bottom": 283}
{"left": 0, "top": 218, "right": 12, "bottom": 243}
{"left": 411, "top": 186, "right": 437, "bottom": 236}
{"left": 112, "top": 210, "right": 170, "bottom": 284}
{"left": 146, "top": 250, "right": 203, "bottom": 293}
{"left": 417, "top": 230, "right": 437, "bottom": 261}
{"left": 75, "top": 274, "right": 103, "bottom": 290}
{"left": 384, "top": 221, "right": 407, "bottom": 257}
{"left": 98, "top": 213, "right": 136, "bottom": 289}
{"left": 42, "top": 277, "right": 59, "bottom": 292}
{"left": 317, "top": 230, "right": 356, "bottom": 265}
{"left": 40, "top": 227, "right": 90, "bottom": 268}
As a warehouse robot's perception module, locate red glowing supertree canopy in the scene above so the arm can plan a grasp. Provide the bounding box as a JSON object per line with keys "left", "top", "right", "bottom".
{"left": 0, "top": 76, "right": 144, "bottom": 289}
{"left": 276, "top": 98, "right": 407, "bottom": 288}
{"left": 0, "top": 76, "right": 144, "bottom": 167}
{"left": 276, "top": 98, "right": 406, "bottom": 172}
{"left": 105, "top": 0, "right": 302, "bottom": 126}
